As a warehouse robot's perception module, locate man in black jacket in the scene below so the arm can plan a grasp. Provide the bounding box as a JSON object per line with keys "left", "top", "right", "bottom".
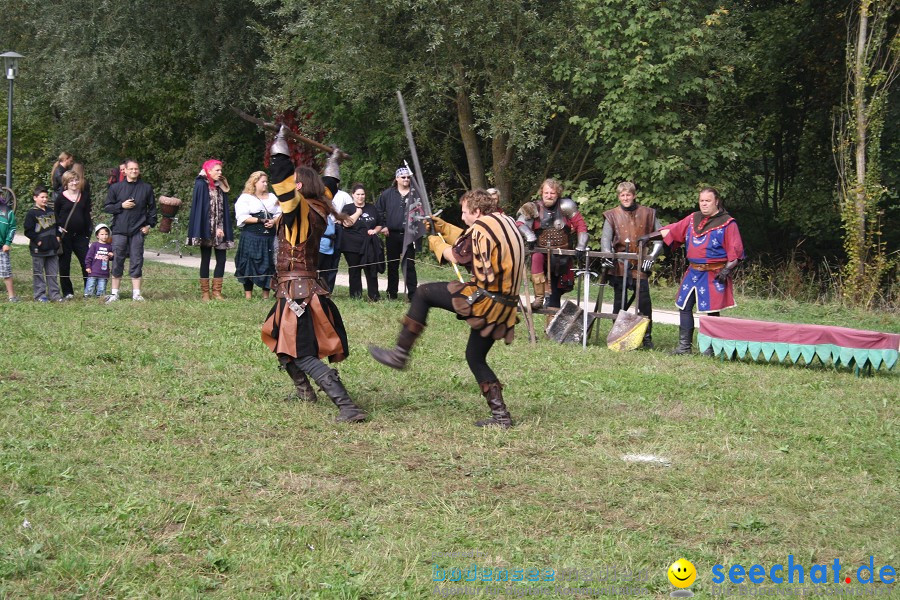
{"left": 376, "top": 166, "right": 420, "bottom": 300}
{"left": 103, "top": 159, "right": 156, "bottom": 302}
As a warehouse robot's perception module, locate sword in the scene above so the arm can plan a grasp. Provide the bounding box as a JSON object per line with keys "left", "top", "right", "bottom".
{"left": 397, "top": 91, "right": 463, "bottom": 283}
{"left": 575, "top": 260, "right": 598, "bottom": 348}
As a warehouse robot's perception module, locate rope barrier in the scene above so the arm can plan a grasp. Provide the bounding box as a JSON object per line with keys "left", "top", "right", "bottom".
{"left": 7, "top": 254, "right": 463, "bottom": 282}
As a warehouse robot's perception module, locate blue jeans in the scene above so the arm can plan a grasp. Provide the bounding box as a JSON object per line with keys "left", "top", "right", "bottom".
{"left": 84, "top": 276, "right": 108, "bottom": 297}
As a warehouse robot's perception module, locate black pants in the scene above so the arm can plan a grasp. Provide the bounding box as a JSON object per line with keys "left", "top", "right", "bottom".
{"left": 200, "top": 246, "right": 227, "bottom": 278}
{"left": 679, "top": 293, "right": 719, "bottom": 330}
{"left": 610, "top": 275, "right": 653, "bottom": 335}
{"left": 385, "top": 232, "right": 417, "bottom": 300}
{"left": 318, "top": 251, "right": 341, "bottom": 292}
{"left": 408, "top": 282, "right": 497, "bottom": 383}
{"left": 59, "top": 233, "right": 89, "bottom": 297}
{"left": 343, "top": 251, "right": 380, "bottom": 300}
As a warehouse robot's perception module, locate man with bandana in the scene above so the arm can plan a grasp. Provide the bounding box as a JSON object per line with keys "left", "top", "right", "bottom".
{"left": 600, "top": 181, "right": 663, "bottom": 349}
{"left": 261, "top": 126, "right": 367, "bottom": 422}
{"left": 376, "top": 166, "right": 421, "bottom": 301}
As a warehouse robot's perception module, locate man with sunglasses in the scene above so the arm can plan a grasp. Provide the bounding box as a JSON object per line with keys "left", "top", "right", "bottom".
{"left": 376, "top": 166, "right": 419, "bottom": 301}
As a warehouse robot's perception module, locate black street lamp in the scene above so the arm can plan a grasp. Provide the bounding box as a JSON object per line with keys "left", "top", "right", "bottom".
{"left": 1, "top": 51, "right": 23, "bottom": 191}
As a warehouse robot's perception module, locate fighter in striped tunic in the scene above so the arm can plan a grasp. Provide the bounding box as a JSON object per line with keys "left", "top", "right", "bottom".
{"left": 261, "top": 126, "right": 367, "bottom": 423}
{"left": 369, "top": 189, "right": 525, "bottom": 428}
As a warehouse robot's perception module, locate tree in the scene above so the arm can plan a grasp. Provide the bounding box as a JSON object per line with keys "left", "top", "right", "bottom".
{"left": 253, "top": 0, "right": 570, "bottom": 208}
{"left": 555, "top": 0, "right": 746, "bottom": 229}
{"left": 833, "top": 0, "right": 899, "bottom": 306}
{"left": 0, "top": 0, "right": 269, "bottom": 199}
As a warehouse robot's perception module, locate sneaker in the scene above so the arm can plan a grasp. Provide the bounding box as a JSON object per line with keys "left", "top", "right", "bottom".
{"left": 132, "top": 294, "right": 145, "bottom": 302}
{"left": 37, "top": 296, "right": 50, "bottom": 303}
{"left": 7, "top": 296, "right": 19, "bottom": 302}
{"left": 104, "top": 294, "right": 119, "bottom": 304}
{"left": 63, "top": 294, "right": 75, "bottom": 301}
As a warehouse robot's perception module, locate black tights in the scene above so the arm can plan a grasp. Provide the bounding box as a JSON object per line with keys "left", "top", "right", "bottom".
{"left": 200, "top": 246, "right": 227, "bottom": 278}
{"left": 407, "top": 282, "right": 498, "bottom": 383}
{"left": 679, "top": 293, "right": 718, "bottom": 330}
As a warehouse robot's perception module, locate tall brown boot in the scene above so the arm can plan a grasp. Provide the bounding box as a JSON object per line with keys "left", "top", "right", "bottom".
{"left": 211, "top": 277, "right": 224, "bottom": 300}
{"left": 315, "top": 367, "right": 367, "bottom": 422}
{"left": 284, "top": 361, "right": 317, "bottom": 402}
{"left": 368, "top": 316, "right": 425, "bottom": 370}
{"left": 475, "top": 381, "right": 513, "bottom": 428}
{"left": 530, "top": 274, "right": 546, "bottom": 311}
{"left": 200, "top": 278, "right": 210, "bottom": 302}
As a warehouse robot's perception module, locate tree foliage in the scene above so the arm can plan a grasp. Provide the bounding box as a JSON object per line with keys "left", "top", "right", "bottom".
{"left": 555, "top": 0, "right": 745, "bottom": 224}
{"left": 0, "top": 0, "right": 269, "bottom": 202}
{"left": 0, "top": 0, "right": 897, "bottom": 296}
{"left": 834, "top": 0, "right": 899, "bottom": 307}
{"left": 253, "top": 0, "right": 569, "bottom": 209}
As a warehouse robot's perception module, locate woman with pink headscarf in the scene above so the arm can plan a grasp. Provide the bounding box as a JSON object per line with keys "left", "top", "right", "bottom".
{"left": 186, "top": 159, "right": 234, "bottom": 300}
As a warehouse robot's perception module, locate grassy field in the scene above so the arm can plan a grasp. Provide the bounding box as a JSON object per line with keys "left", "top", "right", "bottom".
{"left": 0, "top": 250, "right": 897, "bottom": 598}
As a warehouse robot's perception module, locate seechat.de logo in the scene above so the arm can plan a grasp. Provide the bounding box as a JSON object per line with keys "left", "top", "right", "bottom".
{"left": 711, "top": 555, "right": 896, "bottom": 586}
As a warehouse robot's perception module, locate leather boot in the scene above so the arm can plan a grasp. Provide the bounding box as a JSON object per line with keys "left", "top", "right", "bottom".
{"left": 530, "top": 274, "right": 545, "bottom": 311}
{"left": 641, "top": 333, "right": 654, "bottom": 350}
{"left": 368, "top": 316, "right": 425, "bottom": 370}
{"left": 211, "top": 277, "right": 225, "bottom": 300}
{"left": 285, "top": 361, "right": 317, "bottom": 402}
{"left": 314, "top": 367, "right": 367, "bottom": 423}
{"left": 200, "top": 278, "right": 210, "bottom": 302}
{"left": 671, "top": 327, "right": 693, "bottom": 355}
{"left": 475, "top": 381, "right": 513, "bottom": 428}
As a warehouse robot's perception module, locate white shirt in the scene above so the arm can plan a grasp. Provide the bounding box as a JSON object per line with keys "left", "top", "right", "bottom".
{"left": 332, "top": 189, "right": 352, "bottom": 214}
{"left": 234, "top": 192, "right": 280, "bottom": 227}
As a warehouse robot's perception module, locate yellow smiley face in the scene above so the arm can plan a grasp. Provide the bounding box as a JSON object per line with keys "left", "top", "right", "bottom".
{"left": 667, "top": 558, "right": 697, "bottom": 588}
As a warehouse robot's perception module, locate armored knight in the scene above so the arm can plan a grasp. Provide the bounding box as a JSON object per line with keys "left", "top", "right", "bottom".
{"left": 515, "top": 178, "right": 589, "bottom": 309}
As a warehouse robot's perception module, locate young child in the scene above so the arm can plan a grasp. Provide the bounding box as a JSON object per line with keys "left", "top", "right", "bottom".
{"left": 84, "top": 223, "right": 114, "bottom": 297}
{"left": 0, "top": 191, "right": 18, "bottom": 301}
{"left": 23, "top": 185, "right": 62, "bottom": 302}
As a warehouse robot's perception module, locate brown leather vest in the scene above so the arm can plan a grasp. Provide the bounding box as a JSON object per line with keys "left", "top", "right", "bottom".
{"left": 273, "top": 199, "right": 329, "bottom": 299}
{"left": 603, "top": 204, "right": 656, "bottom": 278}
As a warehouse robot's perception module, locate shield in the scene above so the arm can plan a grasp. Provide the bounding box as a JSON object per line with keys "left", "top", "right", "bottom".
{"left": 607, "top": 243, "right": 649, "bottom": 352}
{"left": 546, "top": 300, "right": 586, "bottom": 344}
{"left": 606, "top": 311, "right": 650, "bottom": 352}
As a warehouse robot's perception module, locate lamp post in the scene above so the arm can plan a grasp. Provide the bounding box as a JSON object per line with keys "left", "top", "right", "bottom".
{"left": 1, "top": 52, "right": 23, "bottom": 191}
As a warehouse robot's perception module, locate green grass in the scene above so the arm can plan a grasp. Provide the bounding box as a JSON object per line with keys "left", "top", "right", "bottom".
{"left": 1, "top": 251, "right": 898, "bottom": 598}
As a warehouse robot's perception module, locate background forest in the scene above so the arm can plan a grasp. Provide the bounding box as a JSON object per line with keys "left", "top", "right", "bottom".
{"left": 1, "top": 0, "right": 897, "bottom": 306}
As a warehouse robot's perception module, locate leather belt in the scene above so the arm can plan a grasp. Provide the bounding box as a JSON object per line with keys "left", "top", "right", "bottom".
{"left": 281, "top": 270, "right": 319, "bottom": 278}
{"left": 689, "top": 261, "right": 727, "bottom": 272}
{"left": 466, "top": 287, "right": 519, "bottom": 307}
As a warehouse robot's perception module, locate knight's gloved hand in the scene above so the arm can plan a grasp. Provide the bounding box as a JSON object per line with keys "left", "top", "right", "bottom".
{"left": 641, "top": 258, "right": 655, "bottom": 272}
{"left": 324, "top": 148, "right": 342, "bottom": 179}
{"left": 600, "top": 258, "right": 614, "bottom": 269}
{"left": 638, "top": 233, "right": 653, "bottom": 244}
{"left": 575, "top": 249, "right": 586, "bottom": 263}
{"left": 525, "top": 239, "right": 536, "bottom": 251}
{"left": 270, "top": 124, "right": 290, "bottom": 156}
{"left": 427, "top": 216, "right": 450, "bottom": 236}
{"left": 428, "top": 235, "right": 451, "bottom": 264}
{"left": 715, "top": 266, "right": 732, "bottom": 284}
